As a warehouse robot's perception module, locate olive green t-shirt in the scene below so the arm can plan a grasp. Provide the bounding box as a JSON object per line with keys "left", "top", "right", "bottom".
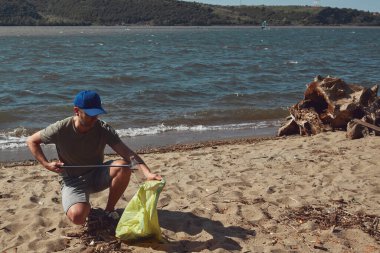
{"left": 40, "top": 116, "right": 121, "bottom": 177}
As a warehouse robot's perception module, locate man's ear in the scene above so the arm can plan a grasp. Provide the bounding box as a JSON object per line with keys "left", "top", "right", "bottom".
{"left": 74, "top": 107, "right": 80, "bottom": 115}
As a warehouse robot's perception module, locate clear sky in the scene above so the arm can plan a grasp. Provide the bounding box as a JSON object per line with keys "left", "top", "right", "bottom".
{"left": 184, "top": 1, "right": 380, "bottom": 12}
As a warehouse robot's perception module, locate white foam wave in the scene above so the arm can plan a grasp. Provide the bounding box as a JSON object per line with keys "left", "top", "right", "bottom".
{"left": 0, "top": 121, "right": 282, "bottom": 150}
{"left": 0, "top": 127, "right": 29, "bottom": 150}
{"left": 0, "top": 135, "right": 28, "bottom": 150}
{"left": 116, "top": 121, "right": 282, "bottom": 137}
{"left": 23, "top": 89, "right": 47, "bottom": 95}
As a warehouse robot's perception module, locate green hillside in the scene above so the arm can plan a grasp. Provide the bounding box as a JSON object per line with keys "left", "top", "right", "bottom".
{"left": 1, "top": 0, "right": 379, "bottom": 26}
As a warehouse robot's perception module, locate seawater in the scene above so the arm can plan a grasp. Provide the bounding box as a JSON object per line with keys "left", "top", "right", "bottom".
{"left": 1, "top": 26, "right": 379, "bottom": 161}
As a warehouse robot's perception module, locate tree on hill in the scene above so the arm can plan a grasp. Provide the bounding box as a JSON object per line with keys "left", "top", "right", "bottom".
{"left": 1, "top": 0, "right": 380, "bottom": 26}
{"left": 0, "top": 0, "right": 41, "bottom": 25}
{"left": 311, "top": 7, "right": 378, "bottom": 25}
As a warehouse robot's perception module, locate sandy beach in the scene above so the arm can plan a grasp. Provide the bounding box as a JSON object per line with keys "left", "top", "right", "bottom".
{"left": 1, "top": 131, "right": 379, "bottom": 252}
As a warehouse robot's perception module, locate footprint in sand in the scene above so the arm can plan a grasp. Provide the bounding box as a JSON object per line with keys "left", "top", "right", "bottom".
{"left": 29, "top": 195, "right": 40, "bottom": 203}
{"left": 158, "top": 195, "right": 171, "bottom": 208}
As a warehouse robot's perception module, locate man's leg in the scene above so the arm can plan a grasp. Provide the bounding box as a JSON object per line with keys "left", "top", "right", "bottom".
{"left": 62, "top": 178, "right": 91, "bottom": 225}
{"left": 105, "top": 159, "right": 132, "bottom": 212}
{"left": 66, "top": 202, "right": 91, "bottom": 225}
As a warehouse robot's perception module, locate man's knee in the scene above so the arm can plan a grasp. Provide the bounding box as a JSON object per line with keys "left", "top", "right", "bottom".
{"left": 67, "top": 203, "right": 90, "bottom": 225}
{"left": 110, "top": 160, "right": 132, "bottom": 179}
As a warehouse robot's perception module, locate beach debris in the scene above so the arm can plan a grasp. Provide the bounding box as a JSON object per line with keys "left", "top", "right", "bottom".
{"left": 64, "top": 208, "right": 123, "bottom": 252}
{"left": 51, "top": 197, "right": 60, "bottom": 204}
{"left": 313, "top": 244, "right": 329, "bottom": 251}
{"left": 266, "top": 186, "right": 276, "bottom": 194}
{"left": 45, "top": 227, "right": 56, "bottom": 236}
{"left": 278, "top": 76, "right": 380, "bottom": 139}
{"left": 281, "top": 203, "right": 380, "bottom": 242}
{"left": 0, "top": 226, "right": 11, "bottom": 233}
{"left": 0, "top": 193, "right": 12, "bottom": 199}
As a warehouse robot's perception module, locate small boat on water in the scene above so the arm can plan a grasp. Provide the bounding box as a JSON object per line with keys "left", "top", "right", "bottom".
{"left": 261, "top": 21, "right": 269, "bottom": 30}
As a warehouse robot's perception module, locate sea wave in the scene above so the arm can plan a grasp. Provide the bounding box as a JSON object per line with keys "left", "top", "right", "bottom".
{"left": 0, "top": 121, "right": 282, "bottom": 150}
{"left": 0, "top": 127, "right": 29, "bottom": 150}
{"left": 116, "top": 121, "right": 282, "bottom": 137}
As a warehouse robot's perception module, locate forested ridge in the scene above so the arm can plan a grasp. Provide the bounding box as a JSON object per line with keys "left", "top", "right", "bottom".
{"left": 1, "top": 0, "right": 379, "bottom": 26}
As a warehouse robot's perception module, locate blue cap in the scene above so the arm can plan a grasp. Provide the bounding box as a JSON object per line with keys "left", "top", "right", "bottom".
{"left": 74, "top": 90, "right": 106, "bottom": 116}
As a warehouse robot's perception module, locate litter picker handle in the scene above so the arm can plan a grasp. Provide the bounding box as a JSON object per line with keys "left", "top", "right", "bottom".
{"left": 59, "top": 164, "right": 137, "bottom": 170}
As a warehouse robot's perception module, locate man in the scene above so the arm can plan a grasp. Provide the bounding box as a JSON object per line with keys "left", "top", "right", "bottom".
{"left": 27, "top": 90, "right": 162, "bottom": 225}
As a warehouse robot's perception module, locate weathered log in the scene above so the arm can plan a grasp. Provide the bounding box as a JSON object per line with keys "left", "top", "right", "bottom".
{"left": 277, "top": 118, "right": 299, "bottom": 136}
{"left": 278, "top": 76, "right": 379, "bottom": 138}
{"left": 346, "top": 121, "right": 368, "bottom": 139}
{"left": 303, "top": 76, "right": 374, "bottom": 129}
{"left": 366, "top": 97, "right": 380, "bottom": 132}
{"left": 352, "top": 119, "right": 380, "bottom": 133}
{"left": 289, "top": 106, "right": 325, "bottom": 135}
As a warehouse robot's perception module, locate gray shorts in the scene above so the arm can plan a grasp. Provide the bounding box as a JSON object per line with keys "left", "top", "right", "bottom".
{"left": 61, "top": 165, "right": 111, "bottom": 213}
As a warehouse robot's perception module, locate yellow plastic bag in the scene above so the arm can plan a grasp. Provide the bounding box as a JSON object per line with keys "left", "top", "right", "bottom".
{"left": 115, "top": 179, "right": 165, "bottom": 241}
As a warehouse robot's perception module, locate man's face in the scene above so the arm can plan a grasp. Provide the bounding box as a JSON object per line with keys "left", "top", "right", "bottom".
{"left": 75, "top": 108, "right": 98, "bottom": 129}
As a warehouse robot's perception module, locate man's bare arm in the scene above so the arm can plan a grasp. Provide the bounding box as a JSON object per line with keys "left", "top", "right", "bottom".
{"left": 111, "top": 142, "right": 162, "bottom": 180}
{"left": 26, "top": 131, "right": 64, "bottom": 173}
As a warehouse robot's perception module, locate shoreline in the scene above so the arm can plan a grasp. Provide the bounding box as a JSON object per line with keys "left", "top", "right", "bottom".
{"left": 0, "top": 125, "right": 278, "bottom": 164}
{"left": 1, "top": 25, "right": 379, "bottom": 36}
{"left": 0, "top": 134, "right": 280, "bottom": 167}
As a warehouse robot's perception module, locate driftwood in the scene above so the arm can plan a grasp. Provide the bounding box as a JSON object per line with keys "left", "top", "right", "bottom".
{"left": 278, "top": 76, "right": 379, "bottom": 139}
{"left": 346, "top": 119, "right": 380, "bottom": 139}
{"left": 352, "top": 119, "right": 380, "bottom": 132}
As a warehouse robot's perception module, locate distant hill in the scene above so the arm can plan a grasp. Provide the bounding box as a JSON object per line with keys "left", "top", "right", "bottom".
{"left": 1, "top": 0, "right": 379, "bottom": 26}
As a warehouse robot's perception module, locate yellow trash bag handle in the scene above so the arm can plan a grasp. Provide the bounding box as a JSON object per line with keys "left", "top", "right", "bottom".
{"left": 115, "top": 179, "right": 165, "bottom": 241}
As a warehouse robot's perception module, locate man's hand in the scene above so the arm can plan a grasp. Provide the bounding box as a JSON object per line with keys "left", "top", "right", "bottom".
{"left": 45, "top": 161, "right": 65, "bottom": 174}
{"left": 111, "top": 142, "right": 163, "bottom": 181}
{"left": 145, "top": 172, "right": 163, "bottom": 181}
